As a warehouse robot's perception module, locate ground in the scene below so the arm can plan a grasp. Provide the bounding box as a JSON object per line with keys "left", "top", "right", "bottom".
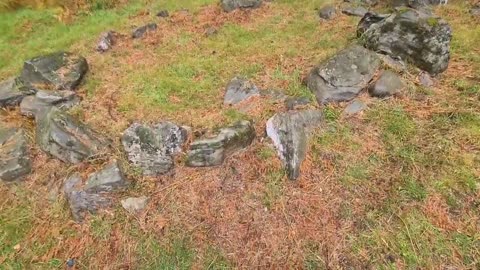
{"left": 0, "top": 0, "right": 479, "bottom": 269}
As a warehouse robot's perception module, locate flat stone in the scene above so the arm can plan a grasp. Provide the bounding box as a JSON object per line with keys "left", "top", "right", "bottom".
{"left": 221, "top": 0, "right": 262, "bottom": 12}
{"left": 344, "top": 100, "right": 367, "bottom": 115}
{"left": 224, "top": 77, "right": 260, "bottom": 105}
{"left": 369, "top": 70, "right": 404, "bottom": 97}
{"left": 121, "top": 196, "right": 149, "bottom": 213}
{"left": 187, "top": 120, "right": 255, "bottom": 167}
{"left": 20, "top": 90, "right": 79, "bottom": 118}
{"left": 0, "top": 78, "right": 33, "bottom": 108}
{"left": 85, "top": 161, "right": 129, "bottom": 192}
{"left": 132, "top": 23, "right": 157, "bottom": 39}
{"left": 0, "top": 126, "right": 32, "bottom": 182}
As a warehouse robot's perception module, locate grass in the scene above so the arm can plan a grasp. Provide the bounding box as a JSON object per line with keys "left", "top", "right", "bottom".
{"left": 0, "top": 0, "right": 480, "bottom": 268}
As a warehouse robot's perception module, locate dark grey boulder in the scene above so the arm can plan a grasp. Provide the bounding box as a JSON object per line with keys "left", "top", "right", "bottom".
{"left": 0, "top": 126, "right": 32, "bottom": 182}
{"left": 359, "top": 9, "right": 452, "bottom": 75}
{"left": 306, "top": 45, "right": 380, "bottom": 104}
{"left": 132, "top": 23, "right": 157, "bottom": 39}
{"left": 342, "top": 6, "right": 368, "bottom": 17}
{"left": 266, "top": 110, "right": 323, "bottom": 180}
{"left": 20, "top": 90, "right": 79, "bottom": 118}
{"left": 344, "top": 100, "right": 367, "bottom": 115}
{"left": 36, "top": 108, "right": 109, "bottom": 164}
{"left": 318, "top": 5, "right": 336, "bottom": 20}
{"left": 20, "top": 52, "right": 88, "bottom": 91}
{"left": 96, "top": 31, "right": 116, "bottom": 53}
{"left": 122, "top": 122, "right": 188, "bottom": 176}
{"left": 369, "top": 70, "right": 404, "bottom": 97}
{"left": 0, "top": 78, "right": 34, "bottom": 108}
{"left": 84, "top": 161, "right": 130, "bottom": 192}
{"left": 187, "top": 120, "right": 255, "bottom": 167}
{"left": 221, "top": 0, "right": 262, "bottom": 12}
{"left": 224, "top": 77, "right": 260, "bottom": 105}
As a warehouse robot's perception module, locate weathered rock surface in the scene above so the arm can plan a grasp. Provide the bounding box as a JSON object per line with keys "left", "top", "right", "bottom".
{"left": 318, "top": 5, "right": 336, "bottom": 20}
{"left": 393, "top": 0, "right": 447, "bottom": 8}
{"left": 36, "top": 108, "right": 108, "bottom": 164}
{"left": 187, "top": 120, "right": 255, "bottom": 167}
{"left": 306, "top": 45, "right": 380, "bottom": 104}
{"left": 0, "top": 77, "right": 33, "bottom": 108}
{"left": 359, "top": 9, "right": 452, "bottom": 75}
{"left": 20, "top": 90, "right": 79, "bottom": 118}
{"left": 224, "top": 77, "right": 260, "bottom": 105}
{"left": 369, "top": 70, "right": 404, "bottom": 97}
{"left": 266, "top": 110, "right": 323, "bottom": 180}
{"left": 96, "top": 31, "right": 116, "bottom": 53}
{"left": 344, "top": 100, "right": 367, "bottom": 115}
{"left": 85, "top": 161, "right": 130, "bottom": 192}
{"left": 121, "top": 196, "right": 149, "bottom": 214}
{"left": 20, "top": 52, "right": 88, "bottom": 91}
{"left": 122, "top": 122, "right": 188, "bottom": 176}
{"left": 342, "top": 6, "right": 368, "bottom": 17}
{"left": 0, "top": 126, "right": 32, "bottom": 182}
{"left": 221, "top": 0, "right": 262, "bottom": 12}
{"left": 132, "top": 23, "right": 157, "bottom": 39}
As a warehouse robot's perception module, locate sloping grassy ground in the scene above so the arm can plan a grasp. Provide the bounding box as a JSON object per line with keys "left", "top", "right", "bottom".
{"left": 0, "top": 0, "right": 479, "bottom": 269}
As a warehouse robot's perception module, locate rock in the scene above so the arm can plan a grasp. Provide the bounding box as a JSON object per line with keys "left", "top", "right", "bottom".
{"left": 132, "top": 23, "right": 157, "bottom": 39}
{"left": 84, "top": 161, "right": 129, "bottom": 192}
{"left": 357, "top": 12, "right": 390, "bottom": 36}
{"left": 369, "top": 70, "right": 404, "bottom": 97}
{"left": 36, "top": 108, "right": 109, "bottom": 164}
{"left": 344, "top": 0, "right": 378, "bottom": 6}
{"left": 156, "top": 10, "right": 169, "bottom": 17}
{"left": 260, "top": 89, "right": 289, "bottom": 102}
{"left": 221, "top": 0, "right": 262, "bottom": 12}
{"left": 20, "top": 90, "right": 79, "bottom": 118}
{"left": 122, "top": 122, "right": 188, "bottom": 176}
{"left": 306, "top": 45, "right": 380, "bottom": 104}
{"left": 359, "top": 9, "right": 452, "bottom": 75}
{"left": 121, "top": 196, "right": 149, "bottom": 213}
{"left": 20, "top": 52, "right": 88, "bottom": 91}
{"left": 96, "top": 31, "right": 116, "bottom": 53}
{"left": 471, "top": 4, "right": 480, "bottom": 17}
{"left": 0, "top": 77, "right": 33, "bottom": 108}
{"left": 318, "top": 5, "right": 336, "bottom": 20}
{"left": 344, "top": 100, "right": 367, "bottom": 115}
{"left": 378, "top": 54, "right": 407, "bottom": 72}
{"left": 0, "top": 126, "right": 32, "bottom": 182}
{"left": 224, "top": 77, "right": 260, "bottom": 105}
{"left": 418, "top": 72, "right": 434, "bottom": 87}
{"left": 285, "top": 96, "right": 311, "bottom": 110}
{"left": 342, "top": 6, "right": 368, "bottom": 17}
{"left": 266, "top": 110, "right": 323, "bottom": 180}
{"left": 187, "top": 120, "right": 255, "bottom": 167}
{"left": 403, "top": 0, "right": 448, "bottom": 8}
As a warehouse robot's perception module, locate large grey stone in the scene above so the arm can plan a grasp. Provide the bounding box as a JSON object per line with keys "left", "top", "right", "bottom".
{"left": 85, "top": 161, "right": 129, "bottom": 192}
{"left": 306, "top": 45, "right": 380, "bottom": 104}
{"left": 224, "top": 77, "right": 260, "bottom": 105}
{"left": 20, "top": 90, "right": 79, "bottom": 118}
{"left": 221, "top": 0, "right": 262, "bottom": 12}
{"left": 266, "top": 110, "right": 323, "bottom": 180}
{"left": 0, "top": 78, "right": 34, "bottom": 108}
{"left": 20, "top": 52, "right": 88, "bottom": 91}
{"left": 358, "top": 9, "right": 452, "bottom": 75}
{"left": 36, "top": 108, "right": 109, "bottom": 164}
{"left": 0, "top": 126, "right": 32, "bottom": 182}
{"left": 369, "top": 70, "right": 404, "bottom": 97}
{"left": 122, "top": 122, "right": 188, "bottom": 176}
{"left": 187, "top": 120, "right": 255, "bottom": 167}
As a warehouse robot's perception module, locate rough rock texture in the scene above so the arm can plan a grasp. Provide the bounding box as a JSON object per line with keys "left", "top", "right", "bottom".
{"left": 96, "top": 31, "right": 116, "bottom": 53}
{"left": 393, "top": 0, "right": 448, "bottom": 8}
{"left": 318, "top": 5, "right": 336, "bottom": 20}
{"left": 306, "top": 45, "right": 380, "bottom": 104}
{"left": 20, "top": 52, "right": 88, "bottom": 91}
{"left": 187, "top": 121, "right": 255, "bottom": 167}
{"left": 121, "top": 196, "right": 149, "bottom": 213}
{"left": 342, "top": 6, "right": 368, "bottom": 17}
{"left": 359, "top": 9, "right": 452, "bottom": 75}
{"left": 344, "top": 100, "right": 367, "bottom": 115}
{"left": 0, "top": 77, "right": 33, "bottom": 108}
{"left": 224, "top": 77, "right": 260, "bottom": 105}
{"left": 0, "top": 126, "right": 32, "bottom": 182}
{"left": 220, "top": 0, "right": 262, "bottom": 12}
{"left": 122, "top": 122, "right": 188, "bottom": 176}
{"left": 132, "top": 23, "right": 158, "bottom": 38}
{"left": 20, "top": 90, "right": 79, "bottom": 118}
{"left": 36, "top": 108, "right": 109, "bottom": 164}
{"left": 85, "top": 161, "right": 130, "bottom": 192}
{"left": 369, "top": 70, "right": 404, "bottom": 97}
{"left": 266, "top": 110, "right": 323, "bottom": 180}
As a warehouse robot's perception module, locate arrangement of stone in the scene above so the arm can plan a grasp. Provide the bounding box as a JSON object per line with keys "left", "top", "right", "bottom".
{"left": 221, "top": 0, "right": 262, "bottom": 12}
{"left": 0, "top": 126, "right": 32, "bottom": 182}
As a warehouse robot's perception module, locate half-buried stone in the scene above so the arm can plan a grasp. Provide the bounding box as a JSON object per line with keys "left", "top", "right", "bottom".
{"left": 36, "top": 108, "right": 109, "bottom": 164}
{"left": 224, "top": 77, "right": 260, "bottom": 105}
{"left": 186, "top": 120, "right": 255, "bottom": 167}
{"left": 0, "top": 126, "right": 32, "bottom": 182}
{"left": 220, "top": 0, "right": 262, "bottom": 12}
{"left": 0, "top": 78, "right": 35, "bottom": 108}
{"left": 122, "top": 122, "right": 188, "bottom": 176}
{"left": 306, "top": 45, "right": 380, "bottom": 105}
{"left": 358, "top": 9, "right": 452, "bottom": 75}
{"left": 20, "top": 90, "right": 79, "bottom": 118}
{"left": 20, "top": 52, "right": 88, "bottom": 91}
{"left": 266, "top": 110, "right": 323, "bottom": 180}
{"left": 369, "top": 70, "right": 404, "bottom": 98}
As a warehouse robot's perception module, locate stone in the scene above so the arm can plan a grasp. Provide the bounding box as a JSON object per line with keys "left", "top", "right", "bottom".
{"left": 285, "top": 97, "right": 311, "bottom": 110}
{"left": 205, "top": 27, "right": 218, "bottom": 37}
{"left": 20, "top": 90, "right": 79, "bottom": 118}
{"left": 344, "top": 100, "right": 367, "bottom": 115}
{"left": 369, "top": 70, "right": 404, "bottom": 97}
{"left": 121, "top": 196, "right": 149, "bottom": 213}
{"left": 260, "top": 89, "right": 289, "bottom": 102}
{"left": 122, "top": 122, "right": 188, "bottom": 176}
{"left": 359, "top": 9, "right": 452, "bottom": 75}
{"left": 357, "top": 12, "right": 390, "bottom": 36}
{"left": 418, "top": 72, "right": 434, "bottom": 87}
{"left": 221, "top": 0, "right": 262, "bottom": 12}
{"left": 224, "top": 77, "right": 260, "bottom": 105}
{"left": 342, "top": 6, "right": 368, "bottom": 17}
{"left": 318, "top": 5, "right": 336, "bottom": 20}
{"left": 156, "top": 10, "right": 169, "bottom": 17}
{"left": 0, "top": 77, "right": 33, "bottom": 108}
{"left": 84, "top": 161, "right": 129, "bottom": 192}
{"left": 378, "top": 54, "right": 407, "bottom": 72}
{"left": 266, "top": 110, "right": 323, "bottom": 180}
{"left": 187, "top": 120, "right": 255, "bottom": 167}
{"left": 306, "top": 45, "right": 380, "bottom": 104}
{"left": 132, "top": 23, "right": 157, "bottom": 39}
{"left": 0, "top": 126, "right": 32, "bottom": 182}
{"left": 470, "top": 4, "right": 480, "bottom": 17}
{"left": 20, "top": 52, "right": 88, "bottom": 91}
{"left": 96, "top": 31, "right": 116, "bottom": 53}
{"left": 344, "top": 0, "right": 378, "bottom": 6}
{"left": 36, "top": 108, "right": 109, "bottom": 164}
